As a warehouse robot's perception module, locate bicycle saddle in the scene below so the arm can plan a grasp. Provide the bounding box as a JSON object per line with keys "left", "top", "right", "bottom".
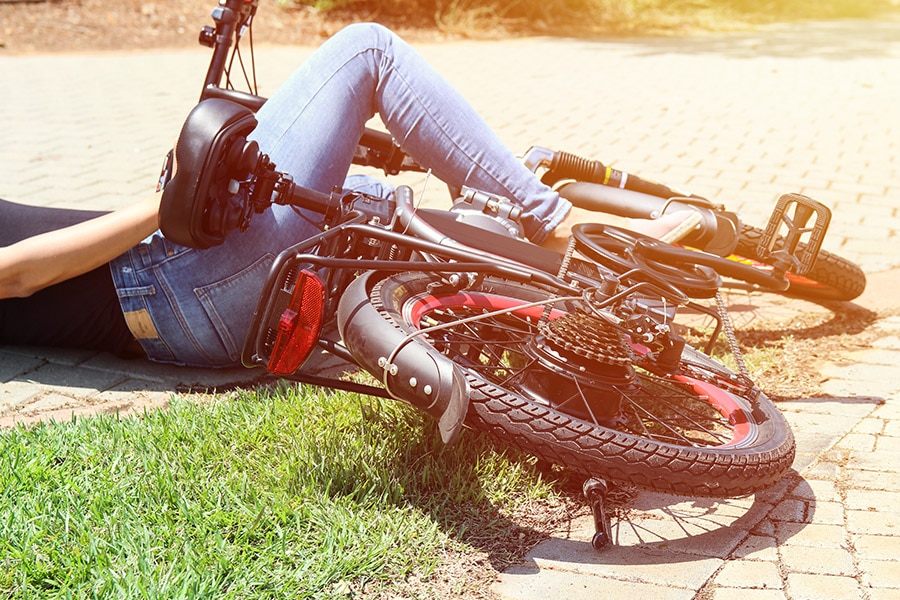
{"left": 158, "top": 98, "right": 259, "bottom": 249}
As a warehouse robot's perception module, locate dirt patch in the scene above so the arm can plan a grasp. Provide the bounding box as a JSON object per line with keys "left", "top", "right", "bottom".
{"left": 0, "top": 0, "right": 447, "bottom": 54}
{"left": 703, "top": 299, "right": 893, "bottom": 401}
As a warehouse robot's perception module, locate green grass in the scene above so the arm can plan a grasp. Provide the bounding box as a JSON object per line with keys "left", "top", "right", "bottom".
{"left": 0, "top": 385, "right": 564, "bottom": 599}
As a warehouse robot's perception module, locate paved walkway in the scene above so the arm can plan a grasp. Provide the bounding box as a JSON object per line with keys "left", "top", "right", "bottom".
{"left": 1, "top": 17, "right": 900, "bottom": 599}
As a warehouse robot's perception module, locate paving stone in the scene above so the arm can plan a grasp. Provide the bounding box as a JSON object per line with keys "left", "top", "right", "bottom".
{"left": 843, "top": 468, "right": 900, "bottom": 491}
{"left": 0, "top": 380, "right": 40, "bottom": 414}
{"left": 876, "top": 434, "right": 900, "bottom": 453}
{"left": 784, "top": 410, "right": 871, "bottom": 437}
{"left": 11, "top": 362, "right": 126, "bottom": 399}
{"left": 769, "top": 499, "right": 809, "bottom": 523}
{"left": 852, "top": 534, "right": 899, "bottom": 561}
{"left": 21, "top": 390, "right": 73, "bottom": 413}
{"left": 807, "top": 500, "right": 846, "bottom": 527}
{"left": 851, "top": 417, "right": 886, "bottom": 435}
{"left": 846, "top": 510, "right": 900, "bottom": 536}
{"left": 710, "top": 589, "right": 787, "bottom": 600}
{"left": 775, "top": 522, "right": 848, "bottom": 548}
{"left": 785, "top": 573, "right": 863, "bottom": 600}
{"left": 521, "top": 535, "right": 722, "bottom": 590}
{"left": 730, "top": 535, "right": 779, "bottom": 561}
{"left": 845, "top": 489, "right": 900, "bottom": 514}
{"left": 882, "top": 420, "right": 900, "bottom": 438}
{"left": 0, "top": 351, "right": 45, "bottom": 382}
{"left": 495, "top": 564, "right": 695, "bottom": 600}
{"left": 779, "top": 545, "right": 856, "bottom": 577}
{"left": 871, "top": 402, "right": 900, "bottom": 421}
{"left": 836, "top": 433, "right": 878, "bottom": 452}
{"left": 712, "top": 560, "right": 783, "bottom": 589}
{"left": 803, "top": 460, "right": 843, "bottom": 481}
{"left": 820, "top": 374, "right": 898, "bottom": 399}
{"left": 838, "top": 450, "right": 900, "bottom": 474}
{"left": 788, "top": 479, "right": 839, "bottom": 503}
{"left": 858, "top": 559, "right": 900, "bottom": 590}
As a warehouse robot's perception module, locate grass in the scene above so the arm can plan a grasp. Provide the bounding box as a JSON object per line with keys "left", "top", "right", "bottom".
{"left": 4, "top": 305, "right": 882, "bottom": 598}
{"left": 0, "top": 384, "right": 570, "bottom": 599}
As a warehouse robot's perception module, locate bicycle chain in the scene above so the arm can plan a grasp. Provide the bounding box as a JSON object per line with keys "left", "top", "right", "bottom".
{"left": 715, "top": 290, "right": 752, "bottom": 382}
{"left": 539, "top": 312, "right": 633, "bottom": 367}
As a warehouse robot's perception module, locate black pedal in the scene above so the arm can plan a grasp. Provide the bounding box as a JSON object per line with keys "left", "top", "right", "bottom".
{"left": 758, "top": 193, "right": 831, "bottom": 277}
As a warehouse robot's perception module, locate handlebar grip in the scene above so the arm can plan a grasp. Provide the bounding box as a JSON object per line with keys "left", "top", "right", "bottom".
{"left": 359, "top": 128, "right": 396, "bottom": 152}
{"left": 547, "top": 150, "right": 697, "bottom": 201}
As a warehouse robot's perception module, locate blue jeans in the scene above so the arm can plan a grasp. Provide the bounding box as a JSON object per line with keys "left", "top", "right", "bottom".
{"left": 109, "top": 23, "right": 568, "bottom": 367}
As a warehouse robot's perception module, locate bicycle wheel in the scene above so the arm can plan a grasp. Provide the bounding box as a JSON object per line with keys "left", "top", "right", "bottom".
{"left": 342, "top": 271, "right": 795, "bottom": 497}
{"left": 733, "top": 224, "right": 866, "bottom": 302}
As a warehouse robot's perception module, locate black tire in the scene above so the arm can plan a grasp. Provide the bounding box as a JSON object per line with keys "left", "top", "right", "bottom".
{"left": 359, "top": 272, "right": 795, "bottom": 497}
{"left": 734, "top": 224, "right": 866, "bottom": 302}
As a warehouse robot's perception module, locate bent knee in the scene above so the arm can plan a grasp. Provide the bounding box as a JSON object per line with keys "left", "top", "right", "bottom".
{"left": 331, "top": 22, "right": 396, "bottom": 48}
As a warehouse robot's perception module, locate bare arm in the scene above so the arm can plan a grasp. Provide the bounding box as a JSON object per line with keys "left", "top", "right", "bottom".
{"left": 0, "top": 195, "right": 160, "bottom": 299}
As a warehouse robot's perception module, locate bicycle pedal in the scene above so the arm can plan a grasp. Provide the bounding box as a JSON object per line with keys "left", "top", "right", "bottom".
{"left": 758, "top": 193, "right": 831, "bottom": 277}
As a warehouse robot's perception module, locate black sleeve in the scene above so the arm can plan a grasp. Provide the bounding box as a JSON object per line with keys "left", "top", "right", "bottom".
{"left": 0, "top": 198, "right": 136, "bottom": 356}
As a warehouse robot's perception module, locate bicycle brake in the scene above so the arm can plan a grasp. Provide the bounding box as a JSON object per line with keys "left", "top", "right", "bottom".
{"left": 758, "top": 193, "right": 832, "bottom": 279}
{"left": 425, "top": 271, "right": 482, "bottom": 296}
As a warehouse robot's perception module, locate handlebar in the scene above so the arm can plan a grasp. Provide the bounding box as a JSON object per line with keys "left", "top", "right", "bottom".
{"left": 633, "top": 237, "right": 790, "bottom": 291}
{"left": 199, "top": 0, "right": 258, "bottom": 95}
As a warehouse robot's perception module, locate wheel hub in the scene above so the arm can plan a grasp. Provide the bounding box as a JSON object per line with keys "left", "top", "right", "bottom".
{"left": 518, "top": 312, "right": 636, "bottom": 422}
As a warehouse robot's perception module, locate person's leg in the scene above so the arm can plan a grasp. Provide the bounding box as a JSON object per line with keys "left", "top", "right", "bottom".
{"left": 251, "top": 23, "right": 569, "bottom": 244}
{"left": 108, "top": 24, "right": 574, "bottom": 367}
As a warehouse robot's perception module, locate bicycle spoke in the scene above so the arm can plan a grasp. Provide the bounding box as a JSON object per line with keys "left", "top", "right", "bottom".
{"left": 411, "top": 290, "right": 741, "bottom": 449}
{"left": 619, "top": 380, "right": 732, "bottom": 446}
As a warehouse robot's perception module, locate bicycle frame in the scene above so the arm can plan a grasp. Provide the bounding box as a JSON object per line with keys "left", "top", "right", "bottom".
{"left": 152, "top": 1, "right": 807, "bottom": 547}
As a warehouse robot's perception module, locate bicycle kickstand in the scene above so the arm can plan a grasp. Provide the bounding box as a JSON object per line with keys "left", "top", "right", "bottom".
{"left": 583, "top": 478, "right": 613, "bottom": 550}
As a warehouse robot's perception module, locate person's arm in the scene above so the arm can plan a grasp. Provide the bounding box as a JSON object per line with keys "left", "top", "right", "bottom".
{"left": 0, "top": 195, "right": 160, "bottom": 299}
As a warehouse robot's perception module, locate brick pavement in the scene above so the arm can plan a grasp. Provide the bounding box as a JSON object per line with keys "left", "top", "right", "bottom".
{"left": 1, "top": 17, "right": 900, "bottom": 599}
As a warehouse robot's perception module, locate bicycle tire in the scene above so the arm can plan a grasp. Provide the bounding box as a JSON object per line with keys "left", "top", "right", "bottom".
{"left": 734, "top": 224, "right": 866, "bottom": 302}
{"left": 342, "top": 271, "right": 795, "bottom": 497}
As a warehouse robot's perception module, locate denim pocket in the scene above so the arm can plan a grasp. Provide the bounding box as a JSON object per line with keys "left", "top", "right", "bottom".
{"left": 194, "top": 253, "right": 275, "bottom": 362}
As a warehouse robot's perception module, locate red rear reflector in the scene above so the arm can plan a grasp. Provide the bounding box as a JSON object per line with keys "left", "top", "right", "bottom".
{"left": 266, "top": 270, "right": 326, "bottom": 375}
